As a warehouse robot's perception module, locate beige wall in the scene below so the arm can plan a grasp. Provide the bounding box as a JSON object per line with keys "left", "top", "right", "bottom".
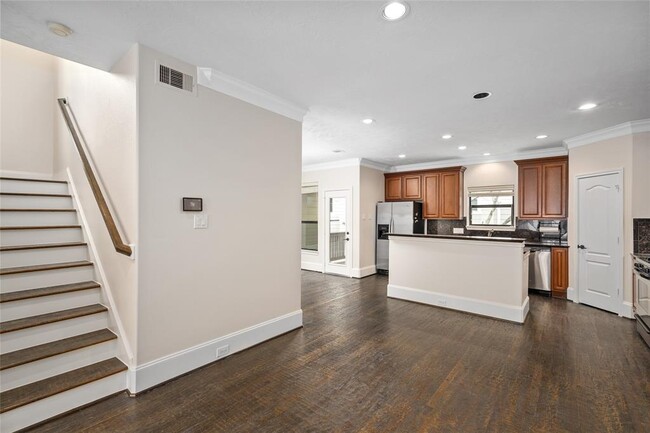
{"left": 632, "top": 132, "right": 650, "bottom": 218}
{"left": 53, "top": 45, "right": 140, "bottom": 364}
{"left": 359, "top": 166, "right": 385, "bottom": 269}
{"left": 1, "top": 40, "right": 55, "bottom": 177}
{"left": 463, "top": 161, "right": 518, "bottom": 220}
{"left": 568, "top": 135, "right": 635, "bottom": 304}
{"left": 137, "top": 45, "right": 302, "bottom": 364}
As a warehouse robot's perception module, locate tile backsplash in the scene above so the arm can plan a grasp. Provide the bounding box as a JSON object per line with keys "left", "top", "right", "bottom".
{"left": 426, "top": 218, "right": 566, "bottom": 241}
{"left": 633, "top": 218, "right": 650, "bottom": 254}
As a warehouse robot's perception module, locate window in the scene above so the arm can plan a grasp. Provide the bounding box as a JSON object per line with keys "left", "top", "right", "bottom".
{"left": 301, "top": 185, "right": 318, "bottom": 251}
{"left": 468, "top": 185, "right": 515, "bottom": 229}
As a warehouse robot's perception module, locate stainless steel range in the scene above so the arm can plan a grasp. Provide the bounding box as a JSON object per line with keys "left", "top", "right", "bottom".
{"left": 633, "top": 254, "right": 650, "bottom": 347}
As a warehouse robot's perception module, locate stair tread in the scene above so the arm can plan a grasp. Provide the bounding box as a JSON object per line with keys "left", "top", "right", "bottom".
{"left": 0, "top": 176, "right": 68, "bottom": 184}
{"left": 0, "top": 357, "right": 126, "bottom": 413}
{"left": 0, "top": 242, "right": 87, "bottom": 252}
{"left": 0, "top": 329, "right": 117, "bottom": 370}
{"left": 0, "top": 304, "right": 107, "bottom": 334}
{"left": 0, "top": 192, "right": 71, "bottom": 198}
{"left": 0, "top": 208, "right": 76, "bottom": 212}
{"left": 0, "top": 260, "right": 93, "bottom": 275}
{"left": 0, "top": 281, "right": 100, "bottom": 303}
{"left": 0, "top": 225, "right": 81, "bottom": 230}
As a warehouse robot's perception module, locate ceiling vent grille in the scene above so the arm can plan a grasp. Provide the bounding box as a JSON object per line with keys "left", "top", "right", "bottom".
{"left": 158, "top": 64, "right": 193, "bottom": 92}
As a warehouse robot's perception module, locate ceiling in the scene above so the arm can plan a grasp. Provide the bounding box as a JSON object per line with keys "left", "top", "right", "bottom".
{"left": 2, "top": 1, "right": 649, "bottom": 167}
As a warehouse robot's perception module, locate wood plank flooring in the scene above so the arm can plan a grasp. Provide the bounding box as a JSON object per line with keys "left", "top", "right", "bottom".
{"left": 25, "top": 272, "right": 650, "bottom": 432}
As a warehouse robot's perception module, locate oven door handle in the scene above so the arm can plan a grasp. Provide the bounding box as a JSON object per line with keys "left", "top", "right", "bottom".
{"left": 636, "top": 315, "right": 650, "bottom": 333}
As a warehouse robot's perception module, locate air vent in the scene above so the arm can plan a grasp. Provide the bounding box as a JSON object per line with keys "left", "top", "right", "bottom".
{"left": 158, "top": 64, "right": 193, "bottom": 92}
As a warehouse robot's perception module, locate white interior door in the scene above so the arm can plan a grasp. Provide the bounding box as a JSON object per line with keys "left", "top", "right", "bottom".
{"left": 324, "top": 190, "right": 352, "bottom": 277}
{"left": 577, "top": 172, "right": 623, "bottom": 314}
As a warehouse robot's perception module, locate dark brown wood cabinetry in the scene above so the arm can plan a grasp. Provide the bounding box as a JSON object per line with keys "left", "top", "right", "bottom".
{"left": 385, "top": 167, "right": 465, "bottom": 219}
{"left": 515, "top": 156, "right": 568, "bottom": 219}
{"left": 551, "top": 247, "right": 569, "bottom": 298}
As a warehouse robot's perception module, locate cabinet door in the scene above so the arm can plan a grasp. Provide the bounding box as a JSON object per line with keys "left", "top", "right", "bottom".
{"left": 403, "top": 175, "right": 422, "bottom": 200}
{"left": 519, "top": 164, "right": 542, "bottom": 219}
{"left": 439, "top": 171, "right": 461, "bottom": 219}
{"left": 542, "top": 161, "right": 567, "bottom": 218}
{"left": 422, "top": 173, "right": 440, "bottom": 218}
{"left": 385, "top": 177, "right": 402, "bottom": 201}
{"left": 551, "top": 247, "right": 569, "bottom": 298}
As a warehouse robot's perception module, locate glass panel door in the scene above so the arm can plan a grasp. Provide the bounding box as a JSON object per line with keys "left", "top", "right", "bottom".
{"left": 324, "top": 190, "right": 352, "bottom": 276}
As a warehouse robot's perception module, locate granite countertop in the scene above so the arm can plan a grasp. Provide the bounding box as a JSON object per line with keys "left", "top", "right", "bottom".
{"left": 388, "top": 233, "right": 526, "bottom": 244}
{"left": 632, "top": 253, "right": 650, "bottom": 265}
{"left": 525, "top": 240, "right": 570, "bottom": 248}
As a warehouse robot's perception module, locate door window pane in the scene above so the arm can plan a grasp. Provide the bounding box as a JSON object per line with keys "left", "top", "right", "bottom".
{"left": 301, "top": 186, "right": 318, "bottom": 251}
{"left": 328, "top": 197, "right": 346, "bottom": 263}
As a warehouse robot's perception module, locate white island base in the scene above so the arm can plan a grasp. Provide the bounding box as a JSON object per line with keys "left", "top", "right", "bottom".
{"left": 388, "top": 234, "right": 530, "bottom": 323}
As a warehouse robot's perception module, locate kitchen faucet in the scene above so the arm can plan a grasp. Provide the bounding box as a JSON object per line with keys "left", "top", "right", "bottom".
{"left": 488, "top": 229, "right": 494, "bottom": 237}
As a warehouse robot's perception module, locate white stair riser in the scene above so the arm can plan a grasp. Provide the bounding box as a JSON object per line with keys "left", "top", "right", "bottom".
{"left": 0, "top": 211, "right": 77, "bottom": 227}
{"left": 0, "top": 371, "right": 126, "bottom": 433}
{"left": 0, "top": 180, "right": 68, "bottom": 195}
{"left": 0, "top": 339, "right": 117, "bottom": 392}
{"left": 0, "top": 246, "right": 88, "bottom": 268}
{"left": 0, "top": 195, "right": 72, "bottom": 209}
{"left": 0, "top": 228, "right": 83, "bottom": 246}
{"left": 0, "top": 312, "right": 107, "bottom": 354}
{"left": 1, "top": 266, "right": 95, "bottom": 292}
{"left": 0, "top": 289, "right": 101, "bottom": 321}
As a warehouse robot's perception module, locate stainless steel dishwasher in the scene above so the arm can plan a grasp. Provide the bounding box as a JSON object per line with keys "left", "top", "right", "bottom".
{"left": 528, "top": 247, "right": 551, "bottom": 292}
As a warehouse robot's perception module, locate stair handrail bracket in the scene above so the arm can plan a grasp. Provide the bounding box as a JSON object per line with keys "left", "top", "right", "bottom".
{"left": 56, "top": 98, "right": 133, "bottom": 257}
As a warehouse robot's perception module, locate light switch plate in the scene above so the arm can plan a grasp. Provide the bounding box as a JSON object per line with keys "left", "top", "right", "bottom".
{"left": 194, "top": 214, "right": 208, "bottom": 229}
{"left": 453, "top": 228, "right": 464, "bottom": 234}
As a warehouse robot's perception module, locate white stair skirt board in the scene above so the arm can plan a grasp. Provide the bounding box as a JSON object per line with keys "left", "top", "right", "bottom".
{"left": 129, "top": 310, "right": 303, "bottom": 394}
{"left": 300, "top": 261, "right": 323, "bottom": 273}
{"left": 0, "top": 210, "right": 78, "bottom": 226}
{"left": 351, "top": 265, "right": 376, "bottom": 279}
{"left": 387, "top": 284, "right": 530, "bottom": 324}
{"left": 0, "top": 312, "right": 107, "bottom": 354}
{"left": 0, "top": 289, "right": 101, "bottom": 321}
{"left": 0, "top": 179, "right": 68, "bottom": 195}
{"left": 0, "top": 266, "right": 95, "bottom": 292}
{"left": 0, "top": 245, "right": 89, "bottom": 268}
{"left": 0, "top": 371, "right": 126, "bottom": 433}
{"left": 0, "top": 228, "right": 83, "bottom": 246}
{"left": 0, "top": 340, "right": 117, "bottom": 392}
{"left": 0, "top": 195, "right": 73, "bottom": 209}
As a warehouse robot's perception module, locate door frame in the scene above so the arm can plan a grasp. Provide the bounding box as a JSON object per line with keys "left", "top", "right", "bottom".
{"left": 575, "top": 169, "right": 624, "bottom": 315}
{"left": 323, "top": 189, "right": 353, "bottom": 277}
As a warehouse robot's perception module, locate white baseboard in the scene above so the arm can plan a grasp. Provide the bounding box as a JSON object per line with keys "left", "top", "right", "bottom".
{"left": 0, "top": 169, "right": 56, "bottom": 180}
{"left": 620, "top": 301, "right": 634, "bottom": 319}
{"left": 301, "top": 262, "right": 323, "bottom": 273}
{"left": 351, "top": 265, "right": 376, "bottom": 278}
{"left": 128, "top": 309, "right": 303, "bottom": 394}
{"left": 567, "top": 286, "right": 578, "bottom": 302}
{"left": 387, "top": 284, "right": 529, "bottom": 323}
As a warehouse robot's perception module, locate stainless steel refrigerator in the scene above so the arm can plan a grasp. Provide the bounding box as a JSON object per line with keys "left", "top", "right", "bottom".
{"left": 376, "top": 201, "right": 424, "bottom": 274}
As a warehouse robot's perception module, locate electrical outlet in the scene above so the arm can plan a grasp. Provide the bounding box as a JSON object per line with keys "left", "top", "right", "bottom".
{"left": 453, "top": 228, "right": 464, "bottom": 234}
{"left": 216, "top": 344, "right": 230, "bottom": 359}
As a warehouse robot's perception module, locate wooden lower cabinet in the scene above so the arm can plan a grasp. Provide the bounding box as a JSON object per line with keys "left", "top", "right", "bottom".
{"left": 551, "top": 247, "right": 569, "bottom": 298}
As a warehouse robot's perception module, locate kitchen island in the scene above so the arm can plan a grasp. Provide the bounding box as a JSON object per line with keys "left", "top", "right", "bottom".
{"left": 388, "top": 233, "right": 530, "bottom": 323}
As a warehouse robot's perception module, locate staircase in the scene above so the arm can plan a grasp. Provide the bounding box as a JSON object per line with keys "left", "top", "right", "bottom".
{"left": 0, "top": 177, "right": 127, "bottom": 432}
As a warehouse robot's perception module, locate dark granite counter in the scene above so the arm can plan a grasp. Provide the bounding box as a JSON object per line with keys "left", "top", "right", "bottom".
{"left": 632, "top": 253, "right": 650, "bottom": 266}
{"left": 525, "top": 241, "right": 570, "bottom": 248}
{"left": 388, "top": 233, "right": 526, "bottom": 244}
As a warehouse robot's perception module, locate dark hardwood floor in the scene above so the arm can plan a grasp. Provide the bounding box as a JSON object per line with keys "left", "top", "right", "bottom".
{"left": 27, "top": 272, "right": 650, "bottom": 432}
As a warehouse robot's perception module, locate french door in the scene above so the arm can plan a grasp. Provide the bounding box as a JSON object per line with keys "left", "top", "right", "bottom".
{"left": 324, "top": 190, "right": 352, "bottom": 277}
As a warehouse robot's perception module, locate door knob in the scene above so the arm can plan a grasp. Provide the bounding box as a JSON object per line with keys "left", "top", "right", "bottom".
{"left": 345, "top": 238, "right": 350, "bottom": 241}
{"left": 577, "top": 244, "right": 586, "bottom": 249}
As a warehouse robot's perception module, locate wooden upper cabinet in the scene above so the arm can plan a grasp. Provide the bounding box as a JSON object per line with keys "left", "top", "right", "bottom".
{"left": 385, "top": 176, "right": 402, "bottom": 201}
{"left": 515, "top": 156, "right": 568, "bottom": 219}
{"left": 551, "top": 247, "right": 569, "bottom": 298}
{"left": 422, "top": 173, "right": 440, "bottom": 218}
{"left": 439, "top": 171, "right": 463, "bottom": 219}
{"left": 403, "top": 175, "right": 422, "bottom": 200}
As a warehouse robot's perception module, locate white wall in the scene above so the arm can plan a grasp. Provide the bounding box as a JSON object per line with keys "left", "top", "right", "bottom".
{"left": 1, "top": 40, "right": 55, "bottom": 177}
{"left": 137, "top": 45, "right": 302, "bottom": 364}
{"left": 53, "top": 45, "right": 140, "bottom": 364}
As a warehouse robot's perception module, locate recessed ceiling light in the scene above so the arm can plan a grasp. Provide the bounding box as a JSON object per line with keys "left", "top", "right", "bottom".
{"left": 458, "top": 146, "right": 467, "bottom": 150}
{"left": 398, "top": 154, "right": 406, "bottom": 158}
{"left": 332, "top": 149, "right": 345, "bottom": 153}
{"left": 382, "top": 2, "right": 409, "bottom": 21}
{"left": 362, "top": 118, "right": 374, "bottom": 125}
{"left": 483, "top": 152, "right": 491, "bottom": 156}
{"left": 47, "top": 21, "right": 73, "bottom": 37}
{"left": 578, "top": 102, "right": 597, "bottom": 111}
{"left": 536, "top": 135, "right": 548, "bottom": 139}
{"left": 442, "top": 134, "right": 453, "bottom": 139}
{"left": 473, "top": 92, "right": 491, "bottom": 100}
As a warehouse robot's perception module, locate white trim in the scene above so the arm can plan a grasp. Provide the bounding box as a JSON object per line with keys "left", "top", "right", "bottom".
{"left": 567, "top": 286, "right": 578, "bottom": 302}
{"left": 302, "top": 158, "right": 361, "bottom": 172}
{"left": 66, "top": 169, "right": 135, "bottom": 367}
{"left": 620, "top": 302, "right": 634, "bottom": 319}
{"left": 197, "top": 67, "right": 307, "bottom": 122}
{"left": 0, "top": 170, "right": 59, "bottom": 180}
{"left": 301, "top": 261, "right": 324, "bottom": 273}
{"left": 388, "top": 147, "right": 567, "bottom": 173}
{"left": 388, "top": 284, "right": 529, "bottom": 323}
{"left": 128, "top": 310, "right": 303, "bottom": 394}
{"left": 564, "top": 119, "right": 650, "bottom": 149}
{"left": 351, "top": 265, "right": 377, "bottom": 278}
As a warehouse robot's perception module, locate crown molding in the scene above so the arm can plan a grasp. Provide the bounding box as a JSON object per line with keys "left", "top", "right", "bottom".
{"left": 197, "top": 67, "right": 308, "bottom": 122}
{"left": 359, "top": 158, "right": 390, "bottom": 172}
{"left": 302, "top": 158, "right": 362, "bottom": 172}
{"left": 387, "top": 147, "right": 568, "bottom": 172}
{"left": 563, "top": 119, "right": 650, "bottom": 149}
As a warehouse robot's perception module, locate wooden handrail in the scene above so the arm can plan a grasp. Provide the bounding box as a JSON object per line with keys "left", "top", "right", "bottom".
{"left": 57, "top": 98, "right": 133, "bottom": 257}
